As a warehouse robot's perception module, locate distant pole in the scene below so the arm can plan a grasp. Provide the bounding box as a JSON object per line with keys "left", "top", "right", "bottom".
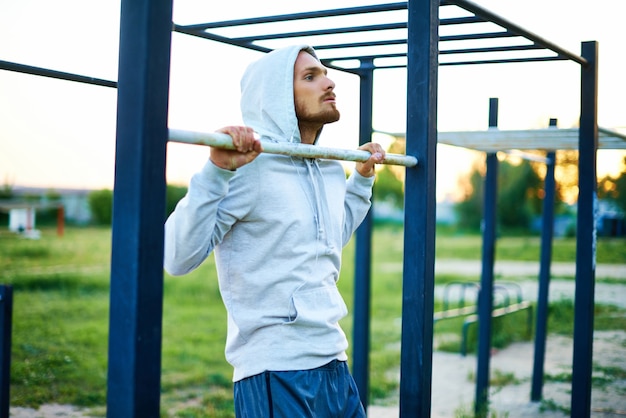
{"left": 475, "top": 97, "right": 499, "bottom": 417}
{"left": 571, "top": 40, "right": 598, "bottom": 418}
{"left": 531, "top": 120, "right": 557, "bottom": 402}
{"left": 56, "top": 205, "right": 65, "bottom": 237}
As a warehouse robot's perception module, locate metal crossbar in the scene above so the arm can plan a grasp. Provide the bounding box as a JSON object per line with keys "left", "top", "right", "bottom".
{"left": 168, "top": 128, "right": 418, "bottom": 167}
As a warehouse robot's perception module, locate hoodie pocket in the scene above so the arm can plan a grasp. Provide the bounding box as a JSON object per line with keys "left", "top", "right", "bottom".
{"left": 287, "top": 285, "right": 348, "bottom": 329}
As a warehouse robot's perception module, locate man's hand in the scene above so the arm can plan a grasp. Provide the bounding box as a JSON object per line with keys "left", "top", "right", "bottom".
{"left": 356, "top": 142, "right": 385, "bottom": 177}
{"left": 210, "top": 126, "right": 263, "bottom": 171}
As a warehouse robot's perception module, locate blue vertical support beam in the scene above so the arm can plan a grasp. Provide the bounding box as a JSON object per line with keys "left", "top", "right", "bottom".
{"left": 0, "top": 285, "right": 12, "bottom": 418}
{"left": 106, "top": 1, "right": 173, "bottom": 417}
{"left": 475, "top": 97, "right": 499, "bottom": 416}
{"left": 399, "top": 0, "right": 438, "bottom": 416}
{"left": 353, "top": 59, "right": 375, "bottom": 411}
{"left": 571, "top": 41, "right": 598, "bottom": 418}
{"left": 531, "top": 120, "right": 557, "bottom": 402}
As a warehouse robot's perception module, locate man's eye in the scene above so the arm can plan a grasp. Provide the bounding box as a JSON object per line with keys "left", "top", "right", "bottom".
{"left": 304, "top": 74, "right": 313, "bottom": 80}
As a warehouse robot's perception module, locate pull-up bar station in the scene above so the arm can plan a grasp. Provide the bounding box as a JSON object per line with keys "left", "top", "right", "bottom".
{"left": 0, "top": 0, "right": 613, "bottom": 416}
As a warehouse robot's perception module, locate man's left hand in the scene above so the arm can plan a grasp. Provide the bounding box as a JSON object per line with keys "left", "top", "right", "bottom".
{"left": 356, "top": 142, "right": 385, "bottom": 177}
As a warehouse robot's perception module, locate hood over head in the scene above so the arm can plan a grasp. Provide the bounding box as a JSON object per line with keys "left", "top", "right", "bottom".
{"left": 240, "top": 45, "right": 320, "bottom": 144}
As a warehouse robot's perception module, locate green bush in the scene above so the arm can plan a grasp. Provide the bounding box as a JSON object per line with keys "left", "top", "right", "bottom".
{"left": 88, "top": 189, "right": 113, "bottom": 225}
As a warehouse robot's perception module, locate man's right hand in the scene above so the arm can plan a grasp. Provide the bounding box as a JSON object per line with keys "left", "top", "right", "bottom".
{"left": 210, "top": 126, "right": 263, "bottom": 171}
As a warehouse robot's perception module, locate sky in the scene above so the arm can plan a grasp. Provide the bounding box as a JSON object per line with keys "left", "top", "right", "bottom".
{"left": 1, "top": 0, "right": 625, "bottom": 202}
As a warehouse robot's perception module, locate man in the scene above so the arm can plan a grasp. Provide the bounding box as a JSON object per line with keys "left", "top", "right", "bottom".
{"left": 164, "top": 45, "right": 385, "bottom": 417}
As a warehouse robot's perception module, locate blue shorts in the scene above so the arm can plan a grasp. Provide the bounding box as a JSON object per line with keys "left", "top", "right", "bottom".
{"left": 233, "top": 360, "right": 366, "bottom": 418}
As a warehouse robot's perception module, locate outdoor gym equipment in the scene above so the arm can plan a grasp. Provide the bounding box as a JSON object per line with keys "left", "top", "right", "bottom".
{"left": 0, "top": 1, "right": 608, "bottom": 416}
{"left": 433, "top": 281, "right": 533, "bottom": 357}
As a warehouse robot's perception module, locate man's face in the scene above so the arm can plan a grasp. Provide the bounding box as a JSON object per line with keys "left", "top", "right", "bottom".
{"left": 293, "top": 51, "right": 340, "bottom": 125}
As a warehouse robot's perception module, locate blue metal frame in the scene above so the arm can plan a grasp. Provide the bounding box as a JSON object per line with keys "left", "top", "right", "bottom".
{"left": 531, "top": 122, "right": 557, "bottom": 401}
{"left": 571, "top": 41, "right": 599, "bottom": 417}
{"left": 399, "top": 1, "right": 438, "bottom": 416}
{"left": 0, "top": 286, "right": 12, "bottom": 418}
{"left": 0, "top": 60, "right": 116, "bottom": 88}
{"left": 352, "top": 59, "right": 375, "bottom": 411}
{"left": 474, "top": 98, "right": 499, "bottom": 415}
{"left": 0, "top": 1, "right": 602, "bottom": 416}
{"left": 106, "top": 1, "right": 173, "bottom": 416}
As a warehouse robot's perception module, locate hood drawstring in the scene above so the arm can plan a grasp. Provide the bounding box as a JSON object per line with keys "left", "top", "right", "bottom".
{"left": 305, "top": 159, "right": 335, "bottom": 255}
{"left": 289, "top": 157, "right": 334, "bottom": 254}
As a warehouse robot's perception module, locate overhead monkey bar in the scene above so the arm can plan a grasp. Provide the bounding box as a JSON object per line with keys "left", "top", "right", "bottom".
{"left": 381, "top": 125, "right": 626, "bottom": 153}
{"left": 173, "top": 0, "right": 586, "bottom": 71}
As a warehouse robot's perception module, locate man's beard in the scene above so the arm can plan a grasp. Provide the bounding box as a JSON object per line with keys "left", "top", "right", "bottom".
{"left": 295, "top": 101, "right": 341, "bottom": 125}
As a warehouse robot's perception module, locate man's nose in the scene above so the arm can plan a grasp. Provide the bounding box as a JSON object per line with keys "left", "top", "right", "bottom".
{"left": 325, "top": 76, "right": 335, "bottom": 90}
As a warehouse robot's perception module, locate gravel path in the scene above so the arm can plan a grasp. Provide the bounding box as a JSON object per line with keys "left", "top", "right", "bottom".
{"left": 434, "top": 259, "right": 625, "bottom": 280}
{"left": 369, "top": 331, "right": 626, "bottom": 418}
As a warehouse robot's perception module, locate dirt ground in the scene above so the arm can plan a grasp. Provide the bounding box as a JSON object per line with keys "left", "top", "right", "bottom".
{"left": 10, "top": 261, "right": 626, "bottom": 417}
{"left": 369, "top": 330, "right": 626, "bottom": 417}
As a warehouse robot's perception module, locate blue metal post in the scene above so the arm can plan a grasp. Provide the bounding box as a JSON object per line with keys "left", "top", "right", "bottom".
{"left": 531, "top": 121, "right": 557, "bottom": 402}
{"left": 106, "top": 1, "right": 173, "bottom": 417}
{"left": 399, "top": 0, "right": 438, "bottom": 416}
{"left": 475, "top": 97, "right": 499, "bottom": 416}
{"left": 571, "top": 41, "right": 598, "bottom": 418}
{"left": 0, "top": 285, "right": 12, "bottom": 418}
{"left": 353, "top": 60, "right": 374, "bottom": 411}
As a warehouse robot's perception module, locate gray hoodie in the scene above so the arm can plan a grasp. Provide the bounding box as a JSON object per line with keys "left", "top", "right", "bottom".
{"left": 164, "top": 45, "right": 374, "bottom": 382}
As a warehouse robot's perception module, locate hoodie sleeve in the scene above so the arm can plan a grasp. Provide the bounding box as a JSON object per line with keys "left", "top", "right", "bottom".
{"left": 342, "top": 170, "right": 375, "bottom": 247}
{"left": 164, "top": 160, "right": 250, "bottom": 276}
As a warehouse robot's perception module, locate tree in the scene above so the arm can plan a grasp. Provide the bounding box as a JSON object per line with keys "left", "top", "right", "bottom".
{"left": 371, "top": 134, "right": 408, "bottom": 209}
{"left": 454, "top": 157, "right": 549, "bottom": 232}
{"left": 88, "top": 189, "right": 113, "bottom": 225}
{"left": 166, "top": 185, "right": 187, "bottom": 217}
{"left": 598, "top": 156, "right": 626, "bottom": 212}
{"left": 497, "top": 159, "right": 542, "bottom": 229}
{"left": 0, "top": 182, "right": 13, "bottom": 200}
{"left": 454, "top": 161, "right": 485, "bottom": 230}
{"left": 373, "top": 166, "right": 404, "bottom": 209}
{"left": 88, "top": 185, "right": 189, "bottom": 226}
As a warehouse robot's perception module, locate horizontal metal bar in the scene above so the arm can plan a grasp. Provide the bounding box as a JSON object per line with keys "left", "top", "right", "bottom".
{"left": 173, "top": 25, "right": 272, "bottom": 54}
{"left": 0, "top": 60, "right": 117, "bottom": 88}
{"left": 168, "top": 129, "right": 418, "bottom": 167}
{"left": 231, "top": 22, "right": 407, "bottom": 43}
{"left": 440, "top": 43, "right": 543, "bottom": 55}
{"left": 441, "top": 55, "right": 568, "bottom": 66}
{"left": 499, "top": 149, "right": 553, "bottom": 164}
{"left": 313, "top": 38, "right": 407, "bottom": 51}
{"left": 599, "top": 126, "right": 626, "bottom": 142}
{"left": 324, "top": 52, "right": 405, "bottom": 63}
{"left": 439, "top": 31, "right": 516, "bottom": 42}
{"left": 177, "top": 2, "right": 408, "bottom": 31}
{"left": 440, "top": 15, "right": 486, "bottom": 26}
{"left": 447, "top": 0, "right": 587, "bottom": 66}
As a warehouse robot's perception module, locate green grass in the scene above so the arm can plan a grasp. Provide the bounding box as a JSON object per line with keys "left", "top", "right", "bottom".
{"left": 0, "top": 225, "right": 624, "bottom": 415}
{"left": 433, "top": 231, "right": 626, "bottom": 264}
